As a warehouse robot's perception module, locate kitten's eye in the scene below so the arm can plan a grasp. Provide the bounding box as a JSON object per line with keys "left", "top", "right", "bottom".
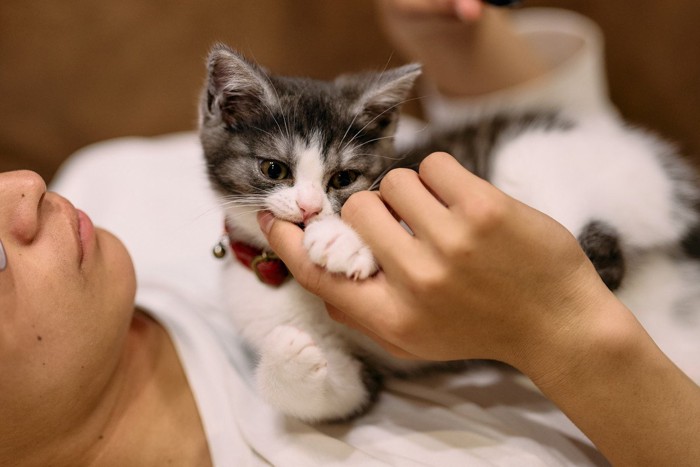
{"left": 260, "top": 160, "right": 290, "bottom": 180}
{"left": 329, "top": 170, "right": 359, "bottom": 190}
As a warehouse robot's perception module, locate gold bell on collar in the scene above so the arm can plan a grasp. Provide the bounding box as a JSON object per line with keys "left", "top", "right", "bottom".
{"left": 212, "top": 235, "right": 227, "bottom": 259}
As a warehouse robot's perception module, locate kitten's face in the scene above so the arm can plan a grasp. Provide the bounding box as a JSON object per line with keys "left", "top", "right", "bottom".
{"left": 214, "top": 130, "right": 375, "bottom": 225}
{"left": 199, "top": 44, "right": 420, "bottom": 237}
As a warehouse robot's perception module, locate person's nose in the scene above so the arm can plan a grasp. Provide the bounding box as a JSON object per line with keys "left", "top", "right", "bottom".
{"left": 0, "top": 170, "right": 47, "bottom": 243}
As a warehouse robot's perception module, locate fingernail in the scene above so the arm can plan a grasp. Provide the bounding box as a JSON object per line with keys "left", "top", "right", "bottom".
{"left": 257, "top": 211, "right": 274, "bottom": 235}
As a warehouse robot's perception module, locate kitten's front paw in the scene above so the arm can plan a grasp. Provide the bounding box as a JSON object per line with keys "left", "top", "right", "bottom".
{"left": 256, "top": 324, "right": 374, "bottom": 422}
{"left": 261, "top": 325, "right": 328, "bottom": 382}
{"left": 257, "top": 325, "right": 330, "bottom": 418}
{"left": 303, "top": 216, "right": 377, "bottom": 280}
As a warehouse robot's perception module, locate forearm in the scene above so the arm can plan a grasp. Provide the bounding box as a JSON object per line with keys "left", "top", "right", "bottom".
{"left": 525, "top": 296, "right": 700, "bottom": 466}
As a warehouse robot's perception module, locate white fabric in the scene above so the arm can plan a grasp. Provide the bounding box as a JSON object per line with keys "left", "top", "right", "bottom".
{"left": 421, "top": 8, "right": 617, "bottom": 127}
{"left": 51, "top": 133, "right": 605, "bottom": 467}
{"left": 49, "top": 8, "right": 699, "bottom": 466}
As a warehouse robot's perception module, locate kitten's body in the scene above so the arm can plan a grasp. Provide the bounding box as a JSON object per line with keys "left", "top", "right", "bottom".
{"left": 199, "top": 45, "right": 700, "bottom": 422}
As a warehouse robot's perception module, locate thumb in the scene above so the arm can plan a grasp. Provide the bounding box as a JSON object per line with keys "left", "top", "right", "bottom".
{"left": 257, "top": 212, "right": 386, "bottom": 319}
{"left": 257, "top": 211, "right": 327, "bottom": 295}
{"left": 257, "top": 211, "right": 305, "bottom": 264}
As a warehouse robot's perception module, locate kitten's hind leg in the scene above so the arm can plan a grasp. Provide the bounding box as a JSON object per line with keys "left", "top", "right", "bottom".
{"left": 256, "top": 324, "right": 380, "bottom": 423}
{"left": 577, "top": 220, "right": 625, "bottom": 291}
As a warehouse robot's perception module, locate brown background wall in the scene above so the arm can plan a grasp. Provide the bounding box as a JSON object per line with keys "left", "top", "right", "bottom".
{"left": 1, "top": 1, "right": 699, "bottom": 182}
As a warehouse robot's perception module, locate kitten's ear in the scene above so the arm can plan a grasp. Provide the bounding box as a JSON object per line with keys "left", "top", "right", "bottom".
{"left": 203, "top": 44, "right": 278, "bottom": 129}
{"left": 341, "top": 64, "right": 422, "bottom": 132}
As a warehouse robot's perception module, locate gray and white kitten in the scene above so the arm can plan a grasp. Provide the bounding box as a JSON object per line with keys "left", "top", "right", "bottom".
{"left": 199, "top": 44, "right": 700, "bottom": 422}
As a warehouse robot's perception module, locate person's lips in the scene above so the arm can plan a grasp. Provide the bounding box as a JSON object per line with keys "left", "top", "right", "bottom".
{"left": 0, "top": 238, "right": 7, "bottom": 271}
{"left": 76, "top": 208, "right": 95, "bottom": 265}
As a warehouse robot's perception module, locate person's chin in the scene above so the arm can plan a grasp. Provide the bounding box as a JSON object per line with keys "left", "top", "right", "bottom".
{"left": 94, "top": 228, "right": 137, "bottom": 298}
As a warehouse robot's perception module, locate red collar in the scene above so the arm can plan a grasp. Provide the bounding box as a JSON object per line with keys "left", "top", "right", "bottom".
{"left": 224, "top": 224, "right": 289, "bottom": 287}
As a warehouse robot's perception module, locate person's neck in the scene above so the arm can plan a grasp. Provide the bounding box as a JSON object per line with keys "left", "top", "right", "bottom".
{"left": 20, "top": 309, "right": 212, "bottom": 467}
{"left": 83, "top": 309, "right": 212, "bottom": 467}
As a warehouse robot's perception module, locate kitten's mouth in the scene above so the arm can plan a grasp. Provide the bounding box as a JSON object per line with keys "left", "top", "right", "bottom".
{"left": 296, "top": 222, "right": 306, "bottom": 230}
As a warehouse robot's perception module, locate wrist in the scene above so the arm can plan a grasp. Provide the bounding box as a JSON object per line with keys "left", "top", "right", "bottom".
{"left": 514, "top": 287, "right": 700, "bottom": 465}
{"left": 511, "top": 268, "right": 633, "bottom": 389}
{"left": 514, "top": 277, "right": 656, "bottom": 402}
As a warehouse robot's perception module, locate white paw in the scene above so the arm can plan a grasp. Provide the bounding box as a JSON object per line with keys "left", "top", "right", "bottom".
{"left": 256, "top": 324, "right": 372, "bottom": 422}
{"left": 261, "top": 325, "right": 328, "bottom": 383}
{"left": 303, "top": 216, "right": 377, "bottom": 280}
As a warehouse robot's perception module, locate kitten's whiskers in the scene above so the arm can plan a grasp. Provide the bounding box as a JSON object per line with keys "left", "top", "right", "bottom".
{"left": 262, "top": 74, "right": 292, "bottom": 142}
{"left": 340, "top": 96, "right": 423, "bottom": 155}
{"left": 224, "top": 206, "right": 266, "bottom": 220}
{"left": 252, "top": 126, "right": 277, "bottom": 139}
{"left": 338, "top": 109, "right": 362, "bottom": 153}
{"left": 349, "top": 134, "right": 395, "bottom": 151}
{"left": 353, "top": 152, "right": 403, "bottom": 161}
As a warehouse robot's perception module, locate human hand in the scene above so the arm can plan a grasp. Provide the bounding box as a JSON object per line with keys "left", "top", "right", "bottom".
{"left": 377, "top": 0, "right": 488, "bottom": 22}
{"left": 260, "top": 153, "right": 700, "bottom": 467}
{"left": 259, "top": 152, "right": 615, "bottom": 375}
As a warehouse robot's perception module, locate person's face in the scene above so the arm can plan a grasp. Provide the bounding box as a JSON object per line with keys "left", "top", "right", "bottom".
{"left": 0, "top": 170, "right": 136, "bottom": 433}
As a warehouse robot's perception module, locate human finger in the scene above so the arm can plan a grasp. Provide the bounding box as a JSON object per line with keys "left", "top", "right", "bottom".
{"left": 454, "top": 0, "right": 484, "bottom": 21}
{"left": 258, "top": 211, "right": 345, "bottom": 297}
{"left": 418, "top": 152, "right": 496, "bottom": 209}
{"left": 378, "top": 0, "right": 460, "bottom": 16}
{"left": 378, "top": 0, "right": 485, "bottom": 21}
{"left": 339, "top": 191, "right": 421, "bottom": 275}
{"left": 378, "top": 168, "right": 451, "bottom": 241}
{"left": 258, "top": 212, "right": 388, "bottom": 313}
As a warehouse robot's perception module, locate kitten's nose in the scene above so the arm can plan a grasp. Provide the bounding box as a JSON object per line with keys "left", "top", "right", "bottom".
{"left": 297, "top": 202, "right": 321, "bottom": 224}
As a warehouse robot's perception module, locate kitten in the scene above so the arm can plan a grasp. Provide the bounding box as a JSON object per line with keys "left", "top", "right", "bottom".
{"left": 199, "top": 44, "right": 700, "bottom": 422}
